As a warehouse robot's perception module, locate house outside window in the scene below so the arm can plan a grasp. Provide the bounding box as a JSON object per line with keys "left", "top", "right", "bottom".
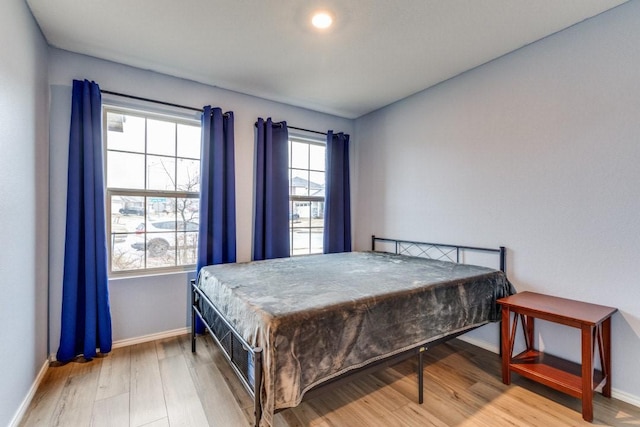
{"left": 104, "top": 106, "right": 201, "bottom": 275}
{"left": 289, "top": 136, "right": 325, "bottom": 255}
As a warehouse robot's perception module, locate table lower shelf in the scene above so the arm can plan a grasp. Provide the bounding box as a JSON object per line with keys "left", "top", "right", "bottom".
{"left": 509, "top": 350, "right": 605, "bottom": 398}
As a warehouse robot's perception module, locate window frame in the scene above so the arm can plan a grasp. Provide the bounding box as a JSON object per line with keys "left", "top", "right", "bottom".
{"left": 103, "top": 104, "right": 201, "bottom": 277}
{"left": 288, "top": 135, "right": 326, "bottom": 256}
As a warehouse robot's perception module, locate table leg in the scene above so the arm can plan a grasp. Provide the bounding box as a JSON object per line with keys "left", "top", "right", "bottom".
{"left": 501, "top": 307, "right": 511, "bottom": 384}
{"left": 581, "top": 324, "right": 594, "bottom": 422}
{"left": 602, "top": 317, "right": 612, "bottom": 398}
{"left": 523, "top": 315, "right": 534, "bottom": 351}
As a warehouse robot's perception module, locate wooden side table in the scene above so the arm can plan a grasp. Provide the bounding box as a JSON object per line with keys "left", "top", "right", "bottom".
{"left": 498, "top": 291, "right": 617, "bottom": 422}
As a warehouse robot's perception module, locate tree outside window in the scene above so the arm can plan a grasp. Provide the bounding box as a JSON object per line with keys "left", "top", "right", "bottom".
{"left": 104, "top": 107, "right": 201, "bottom": 275}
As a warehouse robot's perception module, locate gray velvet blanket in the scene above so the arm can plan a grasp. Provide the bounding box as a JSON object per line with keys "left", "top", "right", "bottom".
{"left": 197, "top": 251, "right": 514, "bottom": 426}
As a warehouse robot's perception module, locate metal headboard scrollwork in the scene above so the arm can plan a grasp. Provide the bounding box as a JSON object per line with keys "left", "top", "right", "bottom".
{"left": 371, "top": 235, "right": 506, "bottom": 273}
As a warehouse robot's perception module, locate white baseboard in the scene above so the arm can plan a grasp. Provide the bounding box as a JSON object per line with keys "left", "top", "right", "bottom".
{"left": 456, "top": 336, "right": 640, "bottom": 409}
{"left": 9, "top": 359, "right": 50, "bottom": 427}
{"left": 47, "top": 327, "right": 191, "bottom": 362}
{"left": 609, "top": 388, "right": 640, "bottom": 409}
{"left": 112, "top": 327, "right": 190, "bottom": 349}
{"left": 458, "top": 334, "right": 500, "bottom": 354}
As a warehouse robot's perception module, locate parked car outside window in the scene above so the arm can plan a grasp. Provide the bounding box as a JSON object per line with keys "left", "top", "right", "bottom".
{"left": 119, "top": 206, "right": 144, "bottom": 216}
{"left": 131, "top": 220, "right": 199, "bottom": 257}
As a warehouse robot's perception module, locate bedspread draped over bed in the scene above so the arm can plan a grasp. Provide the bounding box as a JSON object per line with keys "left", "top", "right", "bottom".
{"left": 197, "top": 251, "right": 514, "bottom": 426}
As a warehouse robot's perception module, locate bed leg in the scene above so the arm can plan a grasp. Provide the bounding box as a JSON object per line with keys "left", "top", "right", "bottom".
{"left": 191, "top": 312, "right": 196, "bottom": 353}
{"left": 254, "top": 350, "right": 263, "bottom": 427}
{"left": 418, "top": 347, "right": 425, "bottom": 404}
{"left": 191, "top": 280, "right": 197, "bottom": 353}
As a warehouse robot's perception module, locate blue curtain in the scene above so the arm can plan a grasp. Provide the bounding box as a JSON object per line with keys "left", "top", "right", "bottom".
{"left": 196, "top": 107, "right": 236, "bottom": 270}
{"left": 57, "top": 80, "right": 112, "bottom": 362}
{"left": 196, "top": 107, "right": 236, "bottom": 334}
{"left": 323, "top": 131, "right": 352, "bottom": 253}
{"left": 253, "top": 118, "right": 290, "bottom": 260}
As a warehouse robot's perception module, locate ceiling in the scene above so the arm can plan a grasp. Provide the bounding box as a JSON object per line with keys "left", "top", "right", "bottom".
{"left": 26, "top": 0, "right": 627, "bottom": 119}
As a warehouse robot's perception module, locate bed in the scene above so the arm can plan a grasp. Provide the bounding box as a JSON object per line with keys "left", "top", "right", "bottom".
{"left": 191, "top": 236, "right": 514, "bottom": 426}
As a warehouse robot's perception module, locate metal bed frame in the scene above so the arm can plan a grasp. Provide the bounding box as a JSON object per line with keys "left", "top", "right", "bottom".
{"left": 191, "top": 236, "right": 507, "bottom": 426}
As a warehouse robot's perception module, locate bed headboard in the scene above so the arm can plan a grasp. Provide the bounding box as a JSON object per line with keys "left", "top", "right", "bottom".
{"left": 371, "top": 235, "right": 506, "bottom": 273}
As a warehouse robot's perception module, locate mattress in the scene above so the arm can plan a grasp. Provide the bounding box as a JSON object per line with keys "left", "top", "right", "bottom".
{"left": 196, "top": 251, "right": 514, "bottom": 426}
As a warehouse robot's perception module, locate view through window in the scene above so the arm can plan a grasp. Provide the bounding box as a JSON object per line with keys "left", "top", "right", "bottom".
{"left": 289, "top": 136, "right": 326, "bottom": 255}
{"left": 104, "top": 106, "right": 201, "bottom": 275}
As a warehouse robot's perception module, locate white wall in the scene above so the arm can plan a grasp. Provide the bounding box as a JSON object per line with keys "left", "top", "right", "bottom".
{"left": 0, "top": 0, "right": 49, "bottom": 425}
{"left": 47, "top": 49, "right": 355, "bottom": 349}
{"left": 11, "top": 0, "right": 638, "bottom": 421}
{"left": 354, "top": 1, "right": 640, "bottom": 404}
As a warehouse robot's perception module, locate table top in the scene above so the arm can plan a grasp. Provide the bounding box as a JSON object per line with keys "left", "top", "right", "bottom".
{"left": 498, "top": 291, "right": 617, "bottom": 326}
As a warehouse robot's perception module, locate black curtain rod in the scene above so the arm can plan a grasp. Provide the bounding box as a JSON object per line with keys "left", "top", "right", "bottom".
{"left": 101, "top": 90, "right": 229, "bottom": 117}
{"left": 101, "top": 90, "right": 202, "bottom": 112}
{"left": 254, "top": 121, "right": 327, "bottom": 136}
{"left": 101, "top": 91, "right": 325, "bottom": 133}
{"left": 287, "top": 125, "right": 327, "bottom": 136}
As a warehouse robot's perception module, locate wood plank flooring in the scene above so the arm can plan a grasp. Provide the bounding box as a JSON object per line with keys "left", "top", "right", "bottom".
{"left": 19, "top": 334, "right": 640, "bottom": 426}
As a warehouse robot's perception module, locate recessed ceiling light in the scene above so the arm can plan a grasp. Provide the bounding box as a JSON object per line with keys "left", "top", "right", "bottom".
{"left": 311, "top": 11, "right": 333, "bottom": 29}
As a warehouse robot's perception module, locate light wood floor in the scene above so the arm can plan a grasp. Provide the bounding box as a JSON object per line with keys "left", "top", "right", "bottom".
{"left": 20, "top": 333, "right": 640, "bottom": 427}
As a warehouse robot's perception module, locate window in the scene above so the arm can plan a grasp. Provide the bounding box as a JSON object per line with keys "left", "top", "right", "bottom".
{"left": 288, "top": 136, "right": 326, "bottom": 255}
{"left": 104, "top": 106, "right": 201, "bottom": 275}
